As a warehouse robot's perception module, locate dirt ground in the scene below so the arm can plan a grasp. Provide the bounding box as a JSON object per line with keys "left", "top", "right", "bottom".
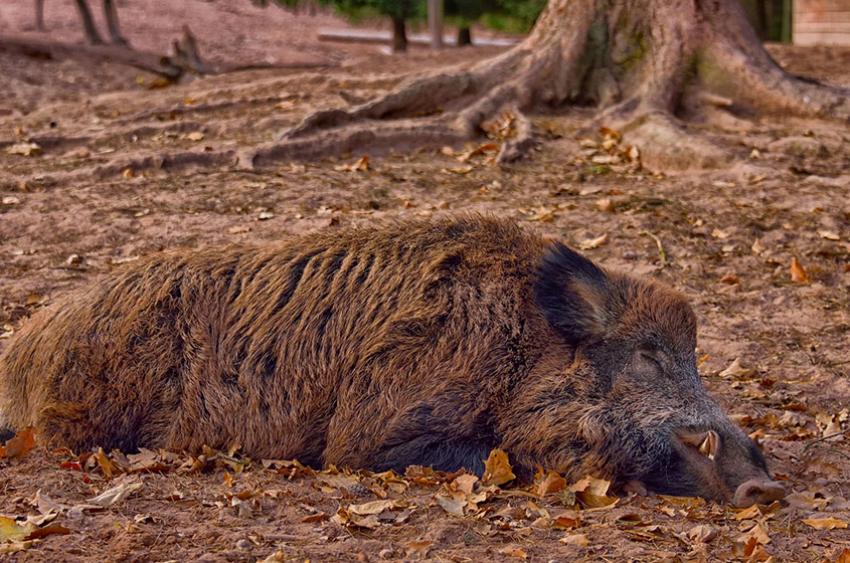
{"left": 1, "top": 1, "right": 850, "bottom": 561}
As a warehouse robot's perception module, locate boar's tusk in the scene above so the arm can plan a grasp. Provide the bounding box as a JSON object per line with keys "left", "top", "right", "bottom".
{"left": 698, "top": 430, "right": 719, "bottom": 461}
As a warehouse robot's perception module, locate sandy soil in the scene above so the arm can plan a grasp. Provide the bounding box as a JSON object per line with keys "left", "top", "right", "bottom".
{"left": 1, "top": 1, "right": 850, "bottom": 561}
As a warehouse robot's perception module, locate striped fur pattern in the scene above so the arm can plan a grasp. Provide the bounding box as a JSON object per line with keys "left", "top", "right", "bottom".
{"left": 0, "top": 216, "right": 773, "bottom": 501}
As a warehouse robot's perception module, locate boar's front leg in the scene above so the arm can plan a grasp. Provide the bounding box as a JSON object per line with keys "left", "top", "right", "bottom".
{"left": 324, "top": 397, "right": 498, "bottom": 475}
{"left": 497, "top": 373, "right": 613, "bottom": 481}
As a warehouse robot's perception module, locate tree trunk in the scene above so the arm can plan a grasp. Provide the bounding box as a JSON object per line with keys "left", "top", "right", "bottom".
{"left": 238, "top": 0, "right": 849, "bottom": 170}
{"left": 457, "top": 26, "right": 472, "bottom": 47}
{"left": 391, "top": 16, "right": 408, "bottom": 53}
{"left": 73, "top": 0, "right": 104, "bottom": 45}
{"left": 103, "top": 0, "right": 129, "bottom": 46}
{"left": 35, "top": 0, "right": 46, "bottom": 31}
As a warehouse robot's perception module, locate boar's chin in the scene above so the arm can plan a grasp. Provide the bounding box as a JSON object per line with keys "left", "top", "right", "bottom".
{"left": 631, "top": 443, "right": 730, "bottom": 503}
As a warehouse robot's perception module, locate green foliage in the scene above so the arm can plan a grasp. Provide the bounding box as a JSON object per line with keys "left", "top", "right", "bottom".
{"left": 316, "top": 0, "right": 422, "bottom": 20}
{"left": 445, "top": 0, "right": 497, "bottom": 24}
{"left": 483, "top": 0, "right": 546, "bottom": 32}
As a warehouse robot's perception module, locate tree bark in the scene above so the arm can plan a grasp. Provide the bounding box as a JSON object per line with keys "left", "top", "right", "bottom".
{"left": 103, "top": 0, "right": 129, "bottom": 46}
{"left": 35, "top": 0, "right": 46, "bottom": 31}
{"left": 457, "top": 26, "right": 472, "bottom": 47}
{"left": 391, "top": 16, "right": 408, "bottom": 53}
{"left": 73, "top": 0, "right": 104, "bottom": 45}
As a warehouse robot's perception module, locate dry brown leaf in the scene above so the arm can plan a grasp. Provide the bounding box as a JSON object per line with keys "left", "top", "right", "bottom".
{"left": 348, "top": 499, "right": 403, "bottom": 516}
{"left": 734, "top": 504, "right": 762, "bottom": 521}
{"left": 719, "top": 358, "right": 756, "bottom": 379}
{"left": 498, "top": 545, "right": 528, "bottom": 560}
{"left": 24, "top": 524, "right": 71, "bottom": 541}
{"left": 94, "top": 448, "right": 116, "bottom": 479}
{"left": 790, "top": 257, "right": 810, "bottom": 283}
{"left": 595, "top": 198, "right": 615, "bottom": 213}
{"left": 435, "top": 492, "right": 467, "bottom": 516}
{"left": 6, "top": 142, "right": 41, "bottom": 156}
{"left": 482, "top": 449, "right": 516, "bottom": 486}
{"left": 818, "top": 230, "right": 840, "bottom": 241}
{"left": 87, "top": 479, "right": 142, "bottom": 507}
{"left": 802, "top": 517, "right": 848, "bottom": 530}
{"left": 0, "top": 517, "right": 33, "bottom": 542}
{"left": 688, "top": 524, "right": 717, "bottom": 543}
{"left": 535, "top": 470, "right": 567, "bottom": 497}
{"left": 552, "top": 513, "right": 581, "bottom": 530}
{"left": 0, "top": 427, "right": 36, "bottom": 459}
{"left": 452, "top": 473, "right": 479, "bottom": 495}
{"left": 334, "top": 156, "right": 369, "bottom": 172}
{"left": 569, "top": 476, "right": 618, "bottom": 509}
{"left": 578, "top": 233, "right": 608, "bottom": 250}
{"left": 185, "top": 131, "right": 205, "bottom": 141}
{"left": 836, "top": 548, "right": 850, "bottom": 563}
{"left": 560, "top": 533, "right": 589, "bottom": 546}
{"left": 406, "top": 540, "right": 433, "bottom": 557}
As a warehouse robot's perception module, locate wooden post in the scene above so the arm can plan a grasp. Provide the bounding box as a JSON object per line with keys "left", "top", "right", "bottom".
{"left": 428, "top": 0, "right": 444, "bottom": 49}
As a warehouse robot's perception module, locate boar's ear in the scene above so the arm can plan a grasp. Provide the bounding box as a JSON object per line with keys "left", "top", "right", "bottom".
{"left": 534, "top": 241, "right": 614, "bottom": 344}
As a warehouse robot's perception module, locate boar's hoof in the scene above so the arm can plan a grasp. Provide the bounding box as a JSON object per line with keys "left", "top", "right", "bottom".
{"left": 732, "top": 478, "right": 786, "bottom": 508}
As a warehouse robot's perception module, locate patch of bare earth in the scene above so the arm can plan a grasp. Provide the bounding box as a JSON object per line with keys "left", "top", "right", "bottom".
{"left": 1, "top": 2, "right": 849, "bottom": 561}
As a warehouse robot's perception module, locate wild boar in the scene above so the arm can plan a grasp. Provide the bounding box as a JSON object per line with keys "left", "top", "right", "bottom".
{"left": 0, "top": 216, "right": 784, "bottom": 507}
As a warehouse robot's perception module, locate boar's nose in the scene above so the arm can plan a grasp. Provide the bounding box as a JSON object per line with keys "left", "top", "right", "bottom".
{"left": 732, "top": 478, "right": 786, "bottom": 508}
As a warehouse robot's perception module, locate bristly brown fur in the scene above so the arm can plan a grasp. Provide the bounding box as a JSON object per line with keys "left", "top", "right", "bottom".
{"left": 0, "top": 216, "right": 754, "bottom": 492}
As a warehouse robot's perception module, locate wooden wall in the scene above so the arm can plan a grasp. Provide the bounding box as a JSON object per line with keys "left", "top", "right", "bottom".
{"left": 794, "top": 0, "right": 850, "bottom": 45}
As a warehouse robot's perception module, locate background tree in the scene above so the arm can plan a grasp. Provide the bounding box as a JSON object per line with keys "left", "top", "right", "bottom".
{"left": 444, "top": 0, "right": 494, "bottom": 46}
{"left": 250, "top": 0, "right": 848, "bottom": 170}
{"left": 70, "top": 0, "right": 127, "bottom": 46}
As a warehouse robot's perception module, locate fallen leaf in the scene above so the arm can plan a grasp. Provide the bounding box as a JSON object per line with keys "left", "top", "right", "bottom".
{"left": 535, "top": 470, "right": 567, "bottom": 497}
{"left": 452, "top": 473, "right": 479, "bottom": 495}
{"left": 481, "top": 449, "right": 516, "bottom": 486}
{"left": 719, "top": 358, "right": 756, "bottom": 379}
{"left": 1, "top": 196, "right": 21, "bottom": 205}
{"left": 0, "top": 517, "right": 33, "bottom": 542}
{"left": 257, "top": 211, "right": 275, "bottom": 221}
{"left": 335, "top": 156, "right": 369, "bottom": 172}
{"left": 595, "top": 198, "right": 615, "bottom": 213}
{"left": 348, "top": 499, "right": 402, "bottom": 516}
{"left": 33, "top": 490, "right": 66, "bottom": 516}
{"left": 790, "top": 257, "right": 810, "bottom": 283}
{"left": 560, "top": 533, "right": 589, "bottom": 546}
{"left": 818, "top": 230, "right": 840, "bottom": 241}
{"left": 185, "top": 131, "right": 205, "bottom": 141}
{"left": 6, "top": 142, "right": 41, "bottom": 156}
{"left": 803, "top": 517, "right": 848, "bottom": 530}
{"left": 435, "top": 493, "right": 467, "bottom": 516}
{"left": 87, "top": 479, "right": 142, "bottom": 507}
{"left": 24, "top": 524, "right": 71, "bottom": 541}
{"left": 734, "top": 504, "right": 762, "bottom": 521}
{"left": 552, "top": 513, "right": 581, "bottom": 530}
{"left": 688, "top": 524, "right": 717, "bottom": 543}
{"left": 94, "top": 448, "right": 116, "bottom": 479}
{"left": 569, "top": 476, "right": 618, "bottom": 509}
{"left": 498, "top": 545, "right": 528, "bottom": 560}
{"left": 0, "top": 428, "right": 36, "bottom": 459}
{"left": 406, "top": 540, "right": 432, "bottom": 557}
{"left": 836, "top": 548, "right": 850, "bottom": 563}
{"left": 578, "top": 233, "right": 608, "bottom": 251}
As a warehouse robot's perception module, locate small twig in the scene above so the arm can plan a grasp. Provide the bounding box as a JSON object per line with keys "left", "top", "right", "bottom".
{"left": 802, "top": 429, "right": 849, "bottom": 452}
{"left": 640, "top": 230, "right": 667, "bottom": 267}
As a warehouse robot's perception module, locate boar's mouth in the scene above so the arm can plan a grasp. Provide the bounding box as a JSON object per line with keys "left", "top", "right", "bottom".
{"left": 634, "top": 428, "right": 785, "bottom": 508}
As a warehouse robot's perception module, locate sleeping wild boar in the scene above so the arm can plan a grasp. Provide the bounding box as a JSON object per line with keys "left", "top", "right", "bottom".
{"left": 0, "top": 217, "right": 784, "bottom": 507}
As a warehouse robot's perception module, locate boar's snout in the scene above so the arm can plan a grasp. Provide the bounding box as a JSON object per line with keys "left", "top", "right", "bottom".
{"left": 733, "top": 478, "right": 786, "bottom": 508}
{"left": 667, "top": 427, "right": 785, "bottom": 507}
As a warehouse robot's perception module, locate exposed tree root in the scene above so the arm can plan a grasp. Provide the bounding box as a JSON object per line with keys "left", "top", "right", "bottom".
{"left": 15, "top": 0, "right": 845, "bottom": 181}
{"left": 243, "top": 0, "right": 848, "bottom": 172}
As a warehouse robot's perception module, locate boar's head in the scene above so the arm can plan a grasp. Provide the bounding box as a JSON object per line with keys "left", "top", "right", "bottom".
{"left": 534, "top": 242, "right": 784, "bottom": 507}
